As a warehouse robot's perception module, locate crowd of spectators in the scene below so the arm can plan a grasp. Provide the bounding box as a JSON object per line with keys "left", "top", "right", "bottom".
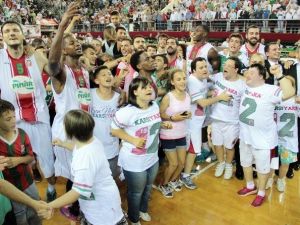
{"left": 0, "top": 0, "right": 299, "bottom": 32}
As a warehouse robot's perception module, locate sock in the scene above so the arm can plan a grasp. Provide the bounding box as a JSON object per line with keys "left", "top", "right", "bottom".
{"left": 225, "top": 163, "right": 232, "bottom": 167}
{"left": 257, "top": 190, "right": 265, "bottom": 197}
{"left": 219, "top": 161, "right": 225, "bottom": 165}
{"left": 246, "top": 181, "right": 255, "bottom": 189}
{"left": 182, "top": 173, "right": 189, "bottom": 178}
{"left": 47, "top": 184, "right": 55, "bottom": 192}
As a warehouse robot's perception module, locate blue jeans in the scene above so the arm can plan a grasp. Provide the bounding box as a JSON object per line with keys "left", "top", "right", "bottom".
{"left": 123, "top": 162, "right": 159, "bottom": 223}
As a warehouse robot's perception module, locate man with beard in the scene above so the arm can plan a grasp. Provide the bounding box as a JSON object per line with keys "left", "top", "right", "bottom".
{"left": 166, "top": 37, "right": 186, "bottom": 72}
{"left": 0, "top": 20, "right": 56, "bottom": 201}
{"left": 133, "top": 36, "right": 146, "bottom": 52}
{"left": 47, "top": 3, "right": 90, "bottom": 220}
{"left": 157, "top": 34, "right": 168, "bottom": 54}
{"left": 186, "top": 25, "right": 220, "bottom": 75}
{"left": 240, "top": 25, "right": 265, "bottom": 60}
{"left": 115, "top": 38, "right": 136, "bottom": 91}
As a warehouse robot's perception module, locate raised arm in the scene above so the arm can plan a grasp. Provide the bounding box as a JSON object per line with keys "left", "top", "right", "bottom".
{"left": 47, "top": 2, "right": 80, "bottom": 93}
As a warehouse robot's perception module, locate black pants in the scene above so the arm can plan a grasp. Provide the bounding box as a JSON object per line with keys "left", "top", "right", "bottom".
{"left": 3, "top": 209, "right": 17, "bottom": 225}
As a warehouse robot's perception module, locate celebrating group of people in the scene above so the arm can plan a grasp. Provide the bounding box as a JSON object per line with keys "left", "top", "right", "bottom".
{"left": 0, "top": 2, "right": 300, "bottom": 225}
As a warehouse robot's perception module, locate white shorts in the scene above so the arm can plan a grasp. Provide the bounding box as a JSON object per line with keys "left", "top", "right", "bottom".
{"left": 239, "top": 140, "right": 271, "bottom": 174}
{"left": 17, "top": 121, "right": 55, "bottom": 178}
{"left": 52, "top": 120, "right": 73, "bottom": 180}
{"left": 187, "top": 116, "right": 205, "bottom": 154}
{"left": 211, "top": 121, "right": 239, "bottom": 149}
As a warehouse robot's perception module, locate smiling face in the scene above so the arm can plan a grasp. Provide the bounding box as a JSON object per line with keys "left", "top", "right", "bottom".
{"left": 94, "top": 68, "right": 114, "bottom": 88}
{"left": 83, "top": 47, "right": 97, "bottom": 66}
{"left": 245, "top": 67, "right": 264, "bottom": 87}
{"left": 266, "top": 43, "right": 281, "bottom": 61}
{"left": 223, "top": 59, "right": 238, "bottom": 80}
{"left": 2, "top": 23, "right": 24, "bottom": 47}
{"left": 171, "top": 71, "right": 187, "bottom": 92}
{"left": 246, "top": 27, "right": 260, "bottom": 46}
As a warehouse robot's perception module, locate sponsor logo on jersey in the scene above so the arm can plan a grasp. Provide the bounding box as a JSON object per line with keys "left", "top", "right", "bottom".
{"left": 76, "top": 88, "right": 91, "bottom": 105}
{"left": 10, "top": 76, "right": 35, "bottom": 94}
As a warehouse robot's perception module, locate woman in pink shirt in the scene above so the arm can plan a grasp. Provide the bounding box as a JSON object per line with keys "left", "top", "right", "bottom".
{"left": 158, "top": 69, "right": 191, "bottom": 198}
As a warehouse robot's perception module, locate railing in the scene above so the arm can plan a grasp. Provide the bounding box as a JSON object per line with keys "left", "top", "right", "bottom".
{"left": 72, "top": 19, "right": 300, "bottom": 34}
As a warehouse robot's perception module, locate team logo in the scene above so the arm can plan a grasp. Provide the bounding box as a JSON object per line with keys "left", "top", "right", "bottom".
{"left": 10, "top": 76, "right": 35, "bottom": 94}
{"left": 76, "top": 88, "right": 91, "bottom": 105}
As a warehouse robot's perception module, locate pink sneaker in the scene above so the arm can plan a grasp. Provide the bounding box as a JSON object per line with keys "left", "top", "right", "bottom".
{"left": 237, "top": 187, "right": 257, "bottom": 196}
{"left": 251, "top": 195, "right": 266, "bottom": 207}
{"left": 60, "top": 206, "right": 80, "bottom": 221}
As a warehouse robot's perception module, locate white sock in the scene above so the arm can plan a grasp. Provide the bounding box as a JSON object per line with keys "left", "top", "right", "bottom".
{"left": 219, "top": 161, "right": 225, "bottom": 165}
{"left": 47, "top": 184, "right": 55, "bottom": 192}
{"left": 225, "top": 163, "right": 232, "bottom": 167}
{"left": 246, "top": 181, "right": 255, "bottom": 189}
{"left": 257, "top": 190, "right": 265, "bottom": 197}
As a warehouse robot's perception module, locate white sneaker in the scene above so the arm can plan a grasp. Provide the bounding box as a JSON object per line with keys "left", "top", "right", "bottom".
{"left": 215, "top": 162, "right": 225, "bottom": 177}
{"left": 265, "top": 178, "right": 274, "bottom": 190}
{"left": 140, "top": 211, "right": 151, "bottom": 222}
{"left": 276, "top": 178, "right": 286, "bottom": 192}
{"left": 224, "top": 164, "right": 233, "bottom": 180}
{"left": 168, "top": 180, "right": 182, "bottom": 192}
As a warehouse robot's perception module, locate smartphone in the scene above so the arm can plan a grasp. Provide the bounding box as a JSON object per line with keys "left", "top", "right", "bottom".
{"left": 181, "top": 111, "right": 188, "bottom": 116}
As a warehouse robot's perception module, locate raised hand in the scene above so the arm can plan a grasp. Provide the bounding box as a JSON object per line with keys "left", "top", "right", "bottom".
{"left": 59, "top": 1, "right": 81, "bottom": 30}
{"left": 269, "top": 64, "right": 282, "bottom": 77}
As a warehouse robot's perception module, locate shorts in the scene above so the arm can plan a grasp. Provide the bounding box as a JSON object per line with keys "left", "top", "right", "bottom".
{"left": 11, "top": 183, "right": 41, "bottom": 225}
{"left": 211, "top": 121, "right": 239, "bottom": 149}
{"left": 17, "top": 121, "right": 55, "bottom": 178}
{"left": 161, "top": 137, "right": 187, "bottom": 151}
{"left": 108, "top": 155, "right": 121, "bottom": 179}
{"left": 239, "top": 141, "right": 272, "bottom": 174}
{"left": 278, "top": 145, "right": 298, "bottom": 164}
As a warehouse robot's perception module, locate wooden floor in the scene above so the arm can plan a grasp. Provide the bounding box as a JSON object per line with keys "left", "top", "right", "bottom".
{"left": 37, "top": 162, "right": 300, "bottom": 225}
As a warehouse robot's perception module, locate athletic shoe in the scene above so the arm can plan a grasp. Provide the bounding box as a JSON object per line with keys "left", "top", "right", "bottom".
{"left": 286, "top": 167, "right": 294, "bottom": 179}
{"left": 180, "top": 175, "right": 197, "bottom": 190}
{"left": 224, "top": 164, "right": 233, "bottom": 180}
{"left": 60, "top": 205, "right": 80, "bottom": 221}
{"left": 169, "top": 180, "right": 182, "bottom": 192}
{"left": 265, "top": 177, "right": 274, "bottom": 190}
{"left": 206, "top": 152, "right": 217, "bottom": 163}
{"left": 195, "top": 149, "right": 211, "bottom": 163}
{"left": 46, "top": 189, "right": 57, "bottom": 202}
{"left": 276, "top": 178, "right": 286, "bottom": 192}
{"left": 157, "top": 184, "right": 173, "bottom": 198}
{"left": 237, "top": 187, "right": 257, "bottom": 196}
{"left": 251, "top": 195, "right": 265, "bottom": 207}
{"left": 33, "top": 168, "right": 42, "bottom": 183}
{"left": 215, "top": 162, "right": 225, "bottom": 177}
{"left": 139, "top": 211, "right": 151, "bottom": 222}
{"left": 190, "top": 165, "right": 201, "bottom": 176}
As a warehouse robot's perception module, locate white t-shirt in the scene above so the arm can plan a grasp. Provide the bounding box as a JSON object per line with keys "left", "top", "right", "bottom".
{"left": 90, "top": 89, "right": 120, "bottom": 159}
{"left": 71, "top": 138, "right": 123, "bottom": 225}
{"left": 111, "top": 103, "right": 161, "bottom": 172}
{"left": 275, "top": 97, "right": 300, "bottom": 153}
{"left": 210, "top": 73, "right": 246, "bottom": 124}
{"left": 239, "top": 84, "right": 282, "bottom": 149}
{"left": 187, "top": 74, "right": 208, "bottom": 119}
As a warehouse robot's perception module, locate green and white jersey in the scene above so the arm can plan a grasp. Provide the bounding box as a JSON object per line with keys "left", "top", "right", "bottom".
{"left": 275, "top": 97, "right": 300, "bottom": 153}
{"left": 219, "top": 51, "right": 249, "bottom": 72}
{"left": 111, "top": 102, "right": 161, "bottom": 172}
{"left": 210, "top": 72, "right": 246, "bottom": 124}
{"left": 239, "top": 84, "right": 282, "bottom": 149}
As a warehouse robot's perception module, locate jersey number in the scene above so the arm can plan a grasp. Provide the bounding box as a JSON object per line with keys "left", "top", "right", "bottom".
{"left": 279, "top": 113, "right": 295, "bottom": 138}
{"left": 239, "top": 97, "right": 257, "bottom": 126}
